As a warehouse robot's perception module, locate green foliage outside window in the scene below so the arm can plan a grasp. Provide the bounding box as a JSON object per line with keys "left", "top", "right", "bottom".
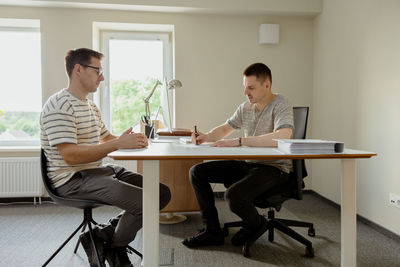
{"left": 0, "top": 122, "right": 5, "bottom": 133}
{"left": 111, "top": 78, "right": 161, "bottom": 134}
{"left": 0, "top": 111, "right": 40, "bottom": 138}
{"left": 0, "top": 78, "right": 162, "bottom": 138}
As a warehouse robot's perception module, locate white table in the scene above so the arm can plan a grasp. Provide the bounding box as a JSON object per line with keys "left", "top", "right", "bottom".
{"left": 108, "top": 142, "right": 376, "bottom": 267}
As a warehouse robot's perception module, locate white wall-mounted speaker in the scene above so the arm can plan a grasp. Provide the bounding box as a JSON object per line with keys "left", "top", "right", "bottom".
{"left": 259, "top": 24, "right": 279, "bottom": 44}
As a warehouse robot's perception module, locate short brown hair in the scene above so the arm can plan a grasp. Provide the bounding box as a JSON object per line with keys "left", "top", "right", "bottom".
{"left": 65, "top": 48, "right": 104, "bottom": 78}
{"left": 243, "top": 63, "right": 272, "bottom": 84}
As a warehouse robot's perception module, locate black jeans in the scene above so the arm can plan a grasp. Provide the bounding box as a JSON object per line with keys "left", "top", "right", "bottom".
{"left": 56, "top": 165, "right": 171, "bottom": 247}
{"left": 190, "top": 160, "right": 289, "bottom": 230}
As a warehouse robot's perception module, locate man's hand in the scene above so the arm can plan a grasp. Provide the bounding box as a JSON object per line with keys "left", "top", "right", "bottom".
{"left": 117, "top": 127, "right": 148, "bottom": 149}
{"left": 191, "top": 123, "right": 236, "bottom": 145}
{"left": 210, "top": 138, "right": 239, "bottom": 147}
{"left": 191, "top": 129, "right": 208, "bottom": 145}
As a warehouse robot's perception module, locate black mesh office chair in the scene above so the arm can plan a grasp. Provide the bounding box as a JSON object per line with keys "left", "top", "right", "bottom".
{"left": 222, "top": 107, "right": 315, "bottom": 258}
{"left": 40, "top": 149, "right": 142, "bottom": 266}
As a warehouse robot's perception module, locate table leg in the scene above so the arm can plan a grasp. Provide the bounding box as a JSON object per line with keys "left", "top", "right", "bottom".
{"left": 341, "top": 159, "right": 357, "bottom": 267}
{"left": 142, "top": 160, "right": 159, "bottom": 267}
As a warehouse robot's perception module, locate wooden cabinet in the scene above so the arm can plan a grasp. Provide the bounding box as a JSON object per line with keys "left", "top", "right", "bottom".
{"left": 137, "top": 159, "right": 201, "bottom": 212}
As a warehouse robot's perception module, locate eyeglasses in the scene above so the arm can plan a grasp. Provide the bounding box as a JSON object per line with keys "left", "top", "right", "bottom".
{"left": 80, "top": 64, "right": 103, "bottom": 77}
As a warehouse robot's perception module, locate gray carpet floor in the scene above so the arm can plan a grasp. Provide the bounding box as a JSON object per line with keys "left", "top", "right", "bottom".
{"left": 0, "top": 194, "right": 399, "bottom": 267}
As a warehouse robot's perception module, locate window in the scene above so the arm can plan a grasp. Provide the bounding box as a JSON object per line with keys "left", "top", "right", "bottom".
{"left": 0, "top": 24, "right": 42, "bottom": 146}
{"left": 98, "top": 30, "right": 172, "bottom": 134}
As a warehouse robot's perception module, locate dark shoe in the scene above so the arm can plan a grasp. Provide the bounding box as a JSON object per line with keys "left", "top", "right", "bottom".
{"left": 80, "top": 231, "right": 107, "bottom": 267}
{"left": 93, "top": 223, "right": 115, "bottom": 241}
{"left": 182, "top": 228, "right": 224, "bottom": 248}
{"left": 108, "top": 213, "right": 122, "bottom": 228}
{"left": 231, "top": 227, "right": 254, "bottom": 246}
{"left": 106, "top": 246, "right": 133, "bottom": 267}
{"left": 231, "top": 217, "right": 268, "bottom": 246}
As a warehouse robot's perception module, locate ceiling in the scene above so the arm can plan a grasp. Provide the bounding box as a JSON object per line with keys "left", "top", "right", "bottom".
{"left": 0, "top": 0, "right": 323, "bottom": 16}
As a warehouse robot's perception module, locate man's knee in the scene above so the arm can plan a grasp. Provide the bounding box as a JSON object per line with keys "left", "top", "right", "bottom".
{"left": 189, "top": 164, "right": 200, "bottom": 184}
{"left": 160, "top": 183, "right": 171, "bottom": 209}
{"left": 189, "top": 162, "right": 208, "bottom": 185}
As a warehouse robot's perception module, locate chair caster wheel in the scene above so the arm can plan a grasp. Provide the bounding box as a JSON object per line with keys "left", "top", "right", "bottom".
{"left": 242, "top": 242, "right": 250, "bottom": 257}
{"left": 308, "top": 227, "right": 315, "bottom": 237}
{"left": 305, "top": 247, "right": 314, "bottom": 258}
{"left": 223, "top": 227, "right": 229, "bottom": 237}
{"left": 268, "top": 230, "right": 274, "bottom": 242}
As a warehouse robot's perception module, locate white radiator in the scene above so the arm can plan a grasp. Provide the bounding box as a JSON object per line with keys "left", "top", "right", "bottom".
{"left": 0, "top": 157, "right": 43, "bottom": 197}
{"left": 0, "top": 157, "right": 137, "bottom": 198}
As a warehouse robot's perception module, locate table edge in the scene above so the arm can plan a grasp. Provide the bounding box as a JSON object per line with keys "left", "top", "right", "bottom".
{"left": 108, "top": 153, "right": 377, "bottom": 160}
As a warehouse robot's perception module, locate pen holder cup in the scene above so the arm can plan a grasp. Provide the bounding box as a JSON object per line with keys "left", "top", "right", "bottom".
{"left": 145, "top": 125, "right": 155, "bottom": 139}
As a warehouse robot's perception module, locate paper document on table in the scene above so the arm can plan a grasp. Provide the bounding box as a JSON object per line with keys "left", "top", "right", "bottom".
{"left": 179, "top": 137, "right": 192, "bottom": 144}
{"left": 273, "top": 148, "right": 285, "bottom": 154}
{"left": 274, "top": 139, "right": 344, "bottom": 154}
{"left": 179, "top": 137, "right": 212, "bottom": 147}
{"left": 151, "top": 139, "right": 177, "bottom": 143}
{"left": 180, "top": 142, "right": 211, "bottom": 147}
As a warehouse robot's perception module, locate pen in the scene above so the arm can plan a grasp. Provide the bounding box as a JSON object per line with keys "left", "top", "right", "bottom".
{"left": 194, "top": 125, "right": 199, "bottom": 145}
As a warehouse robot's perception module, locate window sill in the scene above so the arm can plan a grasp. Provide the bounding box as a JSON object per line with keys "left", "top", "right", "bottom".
{"left": 0, "top": 146, "right": 40, "bottom": 152}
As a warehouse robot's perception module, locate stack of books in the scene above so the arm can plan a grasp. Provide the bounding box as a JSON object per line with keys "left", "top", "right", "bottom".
{"left": 275, "top": 139, "right": 344, "bottom": 154}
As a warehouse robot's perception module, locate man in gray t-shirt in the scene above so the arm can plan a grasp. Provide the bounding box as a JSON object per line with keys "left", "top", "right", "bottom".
{"left": 183, "top": 63, "right": 294, "bottom": 248}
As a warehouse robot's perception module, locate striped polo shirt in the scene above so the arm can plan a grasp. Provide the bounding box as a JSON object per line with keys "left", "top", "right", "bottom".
{"left": 40, "top": 89, "right": 110, "bottom": 188}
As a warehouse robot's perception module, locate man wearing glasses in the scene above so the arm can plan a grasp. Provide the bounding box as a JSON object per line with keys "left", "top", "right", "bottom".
{"left": 40, "top": 48, "right": 171, "bottom": 267}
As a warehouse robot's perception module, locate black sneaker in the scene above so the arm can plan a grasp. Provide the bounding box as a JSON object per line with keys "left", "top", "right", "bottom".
{"left": 182, "top": 228, "right": 224, "bottom": 248}
{"left": 106, "top": 246, "right": 133, "bottom": 267}
{"left": 93, "top": 223, "right": 115, "bottom": 241}
{"left": 79, "top": 231, "right": 107, "bottom": 267}
{"left": 231, "top": 216, "right": 269, "bottom": 246}
{"left": 231, "top": 227, "right": 254, "bottom": 246}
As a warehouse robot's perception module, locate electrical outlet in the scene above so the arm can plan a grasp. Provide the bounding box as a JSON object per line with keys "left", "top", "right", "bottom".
{"left": 389, "top": 193, "right": 400, "bottom": 208}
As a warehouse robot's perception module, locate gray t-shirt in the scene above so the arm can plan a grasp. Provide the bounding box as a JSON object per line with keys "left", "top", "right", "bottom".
{"left": 227, "top": 94, "right": 294, "bottom": 173}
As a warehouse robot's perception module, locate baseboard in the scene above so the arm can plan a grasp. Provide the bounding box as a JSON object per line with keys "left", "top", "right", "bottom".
{"left": 306, "top": 190, "right": 400, "bottom": 243}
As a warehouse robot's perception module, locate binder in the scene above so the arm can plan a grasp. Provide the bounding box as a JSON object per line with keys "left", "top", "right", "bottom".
{"left": 275, "top": 139, "right": 344, "bottom": 154}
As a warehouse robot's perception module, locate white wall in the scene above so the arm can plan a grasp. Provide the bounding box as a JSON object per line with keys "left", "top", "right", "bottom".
{"left": 175, "top": 15, "right": 313, "bottom": 134}
{"left": 312, "top": 0, "right": 400, "bottom": 234}
{"left": 0, "top": 6, "right": 314, "bottom": 139}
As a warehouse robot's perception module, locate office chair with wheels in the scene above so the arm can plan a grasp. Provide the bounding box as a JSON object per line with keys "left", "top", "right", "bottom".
{"left": 222, "top": 107, "right": 315, "bottom": 258}
{"left": 40, "top": 149, "right": 142, "bottom": 267}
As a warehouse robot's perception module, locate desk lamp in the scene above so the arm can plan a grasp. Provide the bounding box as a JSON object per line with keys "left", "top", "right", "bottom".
{"left": 143, "top": 79, "right": 182, "bottom": 124}
{"left": 143, "top": 79, "right": 162, "bottom": 126}
{"left": 167, "top": 79, "right": 182, "bottom": 90}
{"left": 143, "top": 79, "right": 183, "bottom": 138}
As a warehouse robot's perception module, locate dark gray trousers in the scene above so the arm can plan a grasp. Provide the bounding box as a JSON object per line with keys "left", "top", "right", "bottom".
{"left": 189, "top": 160, "right": 288, "bottom": 230}
{"left": 56, "top": 165, "right": 171, "bottom": 247}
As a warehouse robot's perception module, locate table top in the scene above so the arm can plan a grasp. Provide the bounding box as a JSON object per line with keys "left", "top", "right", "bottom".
{"left": 108, "top": 141, "right": 377, "bottom": 160}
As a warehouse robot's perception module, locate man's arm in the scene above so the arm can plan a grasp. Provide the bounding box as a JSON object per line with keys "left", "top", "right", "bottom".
{"left": 100, "top": 133, "right": 117, "bottom": 143}
{"left": 192, "top": 123, "right": 235, "bottom": 144}
{"left": 57, "top": 128, "right": 148, "bottom": 165}
{"left": 211, "top": 128, "right": 292, "bottom": 147}
{"left": 241, "top": 128, "right": 292, "bottom": 147}
{"left": 206, "top": 123, "right": 236, "bottom": 141}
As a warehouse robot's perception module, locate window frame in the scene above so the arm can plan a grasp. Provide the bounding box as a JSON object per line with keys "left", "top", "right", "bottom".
{"left": 96, "top": 30, "right": 173, "bottom": 132}
{"left": 0, "top": 25, "right": 41, "bottom": 147}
